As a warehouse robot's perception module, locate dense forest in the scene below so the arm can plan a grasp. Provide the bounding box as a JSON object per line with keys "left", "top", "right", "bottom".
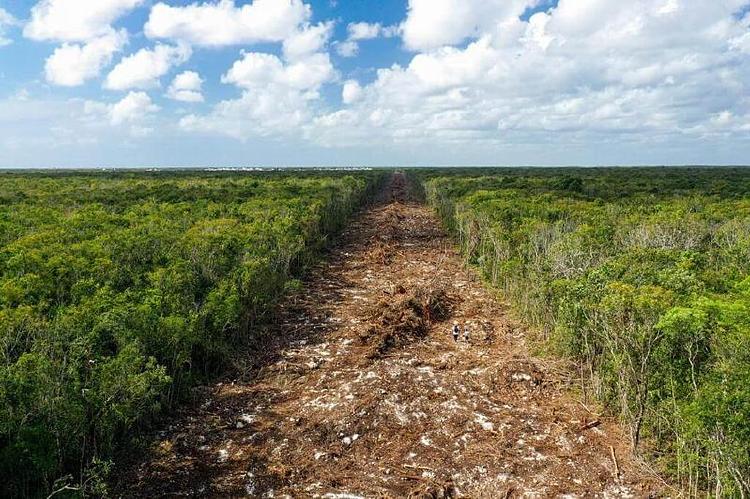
{"left": 0, "top": 170, "right": 385, "bottom": 497}
{"left": 418, "top": 168, "right": 750, "bottom": 496}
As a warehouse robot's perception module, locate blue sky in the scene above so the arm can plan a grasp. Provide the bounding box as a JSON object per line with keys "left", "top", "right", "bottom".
{"left": 0, "top": 1, "right": 409, "bottom": 100}
{"left": 0, "top": 0, "right": 749, "bottom": 168}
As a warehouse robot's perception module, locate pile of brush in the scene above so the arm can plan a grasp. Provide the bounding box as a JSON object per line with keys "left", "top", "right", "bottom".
{"left": 360, "top": 286, "right": 453, "bottom": 358}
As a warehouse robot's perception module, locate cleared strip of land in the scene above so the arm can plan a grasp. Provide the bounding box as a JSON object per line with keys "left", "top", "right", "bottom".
{"left": 117, "top": 174, "right": 662, "bottom": 497}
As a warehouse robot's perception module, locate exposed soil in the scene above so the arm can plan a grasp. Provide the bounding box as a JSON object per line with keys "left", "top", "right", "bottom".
{"left": 115, "top": 174, "right": 664, "bottom": 498}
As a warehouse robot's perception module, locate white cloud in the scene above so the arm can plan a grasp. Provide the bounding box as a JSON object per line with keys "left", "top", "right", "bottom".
{"left": 348, "top": 22, "right": 382, "bottom": 41}
{"left": 167, "top": 71, "right": 204, "bottom": 102}
{"left": 6, "top": 0, "right": 750, "bottom": 166}
{"left": 523, "top": 12, "right": 554, "bottom": 51}
{"left": 335, "top": 21, "right": 399, "bottom": 58}
{"left": 25, "top": 0, "right": 144, "bottom": 86}
{"left": 45, "top": 30, "right": 127, "bottom": 86}
{"left": 0, "top": 8, "right": 18, "bottom": 46}
{"left": 401, "top": 0, "right": 533, "bottom": 51}
{"left": 182, "top": 38, "right": 336, "bottom": 138}
{"left": 84, "top": 91, "right": 160, "bottom": 138}
{"left": 730, "top": 32, "right": 750, "bottom": 54}
{"left": 104, "top": 44, "right": 192, "bottom": 90}
{"left": 145, "top": 0, "right": 311, "bottom": 47}
{"left": 24, "top": 0, "right": 145, "bottom": 42}
{"left": 168, "top": 0, "right": 750, "bottom": 162}
{"left": 336, "top": 40, "right": 359, "bottom": 58}
{"left": 180, "top": 86, "right": 313, "bottom": 138}
{"left": 310, "top": 0, "right": 750, "bottom": 149}
{"left": 109, "top": 91, "right": 159, "bottom": 125}
{"left": 222, "top": 51, "right": 335, "bottom": 92}
{"left": 283, "top": 22, "right": 333, "bottom": 60}
{"left": 342, "top": 80, "right": 362, "bottom": 104}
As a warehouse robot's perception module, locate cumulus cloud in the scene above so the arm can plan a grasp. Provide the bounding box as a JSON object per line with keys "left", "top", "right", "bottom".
{"left": 348, "top": 22, "right": 383, "bottom": 41}
{"left": 309, "top": 0, "right": 750, "bottom": 150}
{"left": 181, "top": 35, "right": 336, "bottom": 138}
{"left": 180, "top": 85, "right": 313, "bottom": 138}
{"left": 45, "top": 30, "right": 127, "bottom": 86}
{"left": 24, "top": 0, "right": 145, "bottom": 42}
{"left": 342, "top": 80, "right": 362, "bottom": 104}
{"left": 85, "top": 91, "right": 160, "bottom": 136}
{"left": 0, "top": 8, "right": 18, "bottom": 47}
{"left": 283, "top": 22, "right": 333, "bottom": 60}
{"left": 109, "top": 91, "right": 159, "bottom": 125}
{"left": 118, "top": 0, "right": 750, "bottom": 161}
{"left": 222, "top": 51, "right": 334, "bottom": 91}
{"left": 401, "top": 0, "right": 533, "bottom": 51}
{"left": 7, "top": 0, "right": 750, "bottom": 165}
{"left": 1, "top": 90, "right": 165, "bottom": 157}
{"left": 167, "top": 71, "right": 205, "bottom": 102}
{"left": 335, "top": 41, "right": 359, "bottom": 58}
{"left": 335, "top": 21, "right": 399, "bottom": 57}
{"left": 105, "top": 44, "right": 192, "bottom": 90}
{"left": 25, "top": 0, "right": 144, "bottom": 86}
{"left": 145, "top": 0, "right": 311, "bottom": 47}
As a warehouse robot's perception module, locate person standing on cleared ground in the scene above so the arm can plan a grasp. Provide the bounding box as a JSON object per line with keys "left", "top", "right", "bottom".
{"left": 452, "top": 322, "right": 460, "bottom": 342}
{"left": 463, "top": 324, "right": 470, "bottom": 343}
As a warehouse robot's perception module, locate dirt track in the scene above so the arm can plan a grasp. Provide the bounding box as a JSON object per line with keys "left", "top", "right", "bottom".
{"left": 117, "top": 174, "right": 663, "bottom": 498}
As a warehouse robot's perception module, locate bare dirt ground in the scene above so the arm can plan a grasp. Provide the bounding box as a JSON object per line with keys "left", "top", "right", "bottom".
{"left": 116, "top": 174, "right": 664, "bottom": 498}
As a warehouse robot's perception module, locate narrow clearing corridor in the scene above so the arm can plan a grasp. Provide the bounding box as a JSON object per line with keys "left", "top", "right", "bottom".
{"left": 119, "top": 174, "right": 662, "bottom": 498}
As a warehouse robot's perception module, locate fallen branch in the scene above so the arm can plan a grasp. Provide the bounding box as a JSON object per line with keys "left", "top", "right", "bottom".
{"left": 609, "top": 445, "right": 620, "bottom": 479}
{"left": 578, "top": 420, "right": 601, "bottom": 432}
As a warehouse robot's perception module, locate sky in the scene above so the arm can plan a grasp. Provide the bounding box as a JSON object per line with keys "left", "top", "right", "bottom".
{"left": 0, "top": 0, "right": 749, "bottom": 168}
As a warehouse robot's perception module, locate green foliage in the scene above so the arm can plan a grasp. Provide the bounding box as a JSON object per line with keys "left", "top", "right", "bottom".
{"left": 0, "top": 169, "right": 384, "bottom": 497}
{"left": 418, "top": 167, "right": 750, "bottom": 495}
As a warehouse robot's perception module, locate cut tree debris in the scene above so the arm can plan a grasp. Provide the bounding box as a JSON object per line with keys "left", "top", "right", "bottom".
{"left": 113, "top": 173, "right": 664, "bottom": 498}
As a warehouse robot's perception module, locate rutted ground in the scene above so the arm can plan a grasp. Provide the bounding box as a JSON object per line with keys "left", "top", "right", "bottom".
{"left": 117, "top": 174, "right": 662, "bottom": 497}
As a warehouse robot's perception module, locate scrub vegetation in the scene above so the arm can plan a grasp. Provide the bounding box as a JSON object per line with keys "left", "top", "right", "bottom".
{"left": 113, "top": 173, "right": 660, "bottom": 498}
{"left": 0, "top": 169, "right": 384, "bottom": 497}
{"left": 420, "top": 167, "right": 750, "bottom": 496}
{"left": 3, "top": 167, "right": 749, "bottom": 497}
